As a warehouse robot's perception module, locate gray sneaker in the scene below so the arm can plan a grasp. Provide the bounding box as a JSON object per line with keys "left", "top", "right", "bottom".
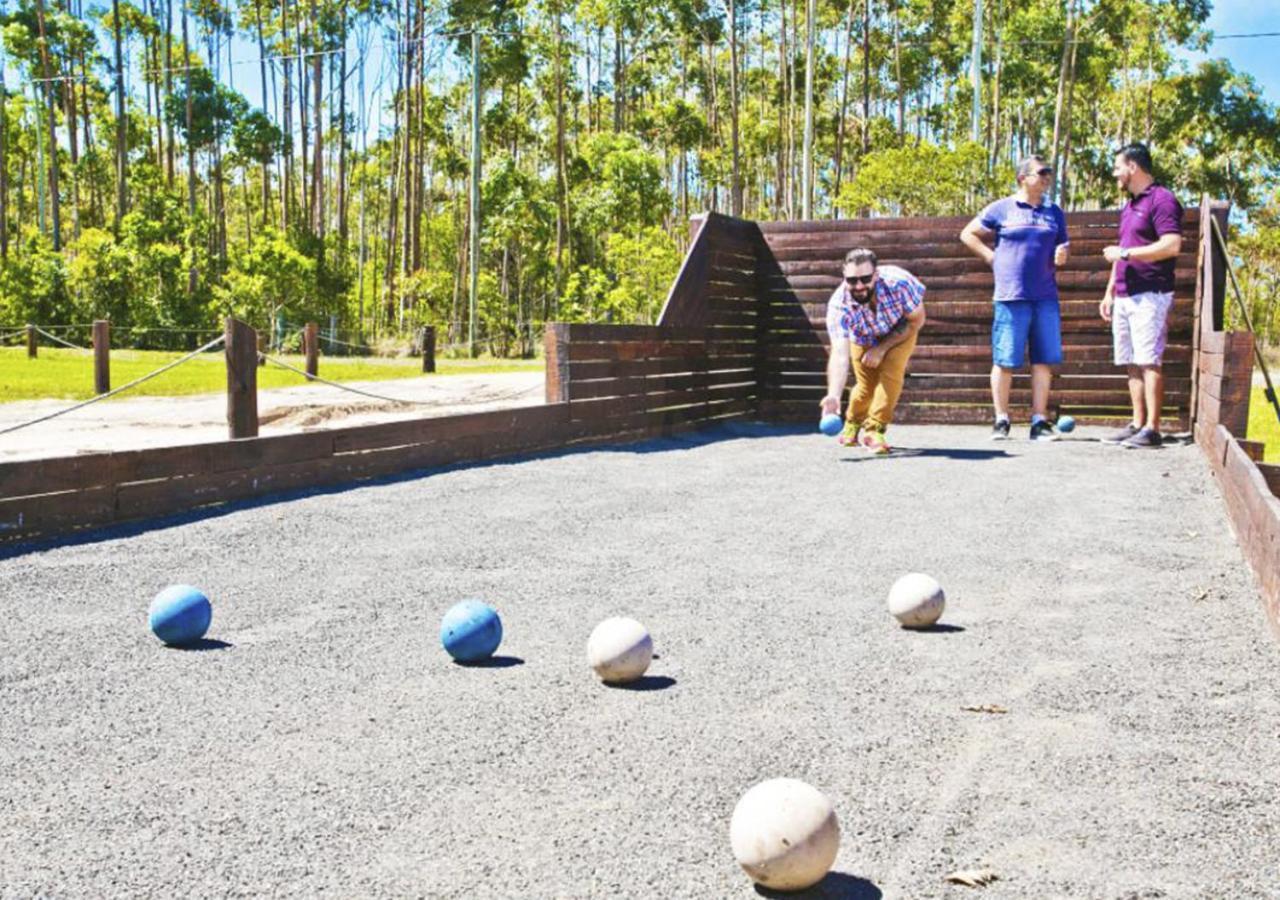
{"left": 1029, "top": 420, "right": 1060, "bottom": 441}
{"left": 1102, "top": 423, "right": 1140, "bottom": 444}
{"left": 1121, "top": 428, "right": 1163, "bottom": 449}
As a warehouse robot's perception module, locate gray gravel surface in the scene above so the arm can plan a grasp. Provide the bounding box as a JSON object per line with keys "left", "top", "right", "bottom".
{"left": 2, "top": 422, "right": 1278, "bottom": 899}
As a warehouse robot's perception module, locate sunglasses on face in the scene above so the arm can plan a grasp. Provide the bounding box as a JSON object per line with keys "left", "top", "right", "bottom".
{"left": 1033, "top": 167, "right": 1054, "bottom": 177}
{"left": 845, "top": 274, "right": 874, "bottom": 287}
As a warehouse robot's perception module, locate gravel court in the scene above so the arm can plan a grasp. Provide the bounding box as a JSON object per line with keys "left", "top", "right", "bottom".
{"left": 2, "top": 422, "right": 1278, "bottom": 899}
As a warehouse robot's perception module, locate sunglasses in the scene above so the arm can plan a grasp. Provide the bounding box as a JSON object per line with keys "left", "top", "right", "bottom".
{"left": 845, "top": 274, "right": 874, "bottom": 286}
{"left": 1028, "top": 167, "right": 1054, "bottom": 177}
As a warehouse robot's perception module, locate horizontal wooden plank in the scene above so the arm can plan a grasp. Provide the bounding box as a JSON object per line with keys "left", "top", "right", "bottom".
{"left": 566, "top": 355, "right": 757, "bottom": 380}
{"left": 768, "top": 257, "right": 1199, "bottom": 280}
{"left": 0, "top": 486, "right": 116, "bottom": 537}
{"left": 566, "top": 368, "right": 756, "bottom": 401}
{"left": 755, "top": 208, "right": 1200, "bottom": 235}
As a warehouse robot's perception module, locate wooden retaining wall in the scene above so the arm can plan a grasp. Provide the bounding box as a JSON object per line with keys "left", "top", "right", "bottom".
{"left": 1189, "top": 198, "right": 1280, "bottom": 640}
{"left": 2, "top": 318, "right": 760, "bottom": 543}
{"left": 755, "top": 209, "right": 1203, "bottom": 425}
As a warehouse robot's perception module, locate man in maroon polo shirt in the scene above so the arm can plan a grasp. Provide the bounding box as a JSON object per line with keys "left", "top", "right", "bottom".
{"left": 1099, "top": 143, "right": 1184, "bottom": 449}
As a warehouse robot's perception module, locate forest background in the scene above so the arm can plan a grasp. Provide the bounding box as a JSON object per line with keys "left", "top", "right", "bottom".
{"left": 0, "top": 0, "right": 1276, "bottom": 357}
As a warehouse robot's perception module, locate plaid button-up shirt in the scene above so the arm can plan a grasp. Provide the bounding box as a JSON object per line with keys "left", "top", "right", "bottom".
{"left": 825, "top": 265, "right": 926, "bottom": 347}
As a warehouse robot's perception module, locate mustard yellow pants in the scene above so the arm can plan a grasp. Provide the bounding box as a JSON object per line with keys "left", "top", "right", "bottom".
{"left": 845, "top": 332, "right": 918, "bottom": 431}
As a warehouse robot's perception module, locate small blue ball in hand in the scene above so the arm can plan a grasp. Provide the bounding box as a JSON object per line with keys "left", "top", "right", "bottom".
{"left": 819, "top": 414, "right": 844, "bottom": 436}
{"left": 1057, "top": 415, "right": 1076, "bottom": 433}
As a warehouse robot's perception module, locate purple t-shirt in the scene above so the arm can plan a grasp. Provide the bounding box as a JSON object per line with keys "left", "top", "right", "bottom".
{"left": 1116, "top": 184, "right": 1184, "bottom": 296}
{"left": 978, "top": 196, "right": 1069, "bottom": 303}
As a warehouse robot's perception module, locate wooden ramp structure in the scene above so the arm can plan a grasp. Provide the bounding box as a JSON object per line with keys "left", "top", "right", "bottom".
{"left": 644, "top": 208, "right": 1204, "bottom": 427}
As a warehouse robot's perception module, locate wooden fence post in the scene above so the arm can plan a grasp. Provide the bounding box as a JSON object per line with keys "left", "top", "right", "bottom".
{"left": 92, "top": 320, "right": 110, "bottom": 394}
{"left": 26, "top": 324, "right": 35, "bottom": 358}
{"left": 226, "top": 317, "right": 259, "bottom": 439}
{"left": 422, "top": 325, "right": 436, "bottom": 373}
{"left": 545, "top": 323, "right": 570, "bottom": 404}
{"left": 305, "top": 321, "right": 319, "bottom": 378}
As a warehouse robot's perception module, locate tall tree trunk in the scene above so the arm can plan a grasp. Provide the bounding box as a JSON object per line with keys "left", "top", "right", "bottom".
{"left": 33, "top": 0, "right": 61, "bottom": 250}
{"left": 296, "top": 5, "right": 309, "bottom": 227}
{"left": 893, "top": 0, "right": 904, "bottom": 138}
{"left": 1050, "top": 0, "right": 1075, "bottom": 181}
{"left": 310, "top": 0, "right": 323, "bottom": 241}
{"left": 989, "top": 0, "right": 1003, "bottom": 166}
{"left": 337, "top": 24, "right": 348, "bottom": 249}
{"left": 729, "top": 0, "right": 742, "bottom": 216}
{"left": 776, "top": 0, "right": 787, "bottom": 218}
{"left": 553, "top": 0, "right": 567, "bottom": 311}
{"left": 861, "top": 0, "right": 871, "bottom": 156}
{"left": 833, "top": 0, "right": 855, "bottom": 217}
{"left": 164, "top": 0, "right": 175, "bottom": 186}
{"left": 181, "top": 0, "right": 196, "bottom": 293}
{"left": 0, "top": 67, "right": 8, "bottom": 259}
{"left": 112, "top": 0, "right": 127, "bottom": 233}
{"left": 613, "top": 22, "right": 624, "bottom": 132}
{"left": 801, "top": 0, "right": 814, "bottom": 218}
{"left": 280, "top": 0, "right": 293, "bottom": 229}
{"left": 253, "top": 0, "right": 272, "bottom": 228}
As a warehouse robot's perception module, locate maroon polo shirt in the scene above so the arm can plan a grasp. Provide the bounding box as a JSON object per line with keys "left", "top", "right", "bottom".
{"left": 1116, "top": 183, "right": 1184, "bottom": 297}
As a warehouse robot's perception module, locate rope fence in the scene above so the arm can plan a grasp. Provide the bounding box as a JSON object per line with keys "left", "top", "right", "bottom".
{"left": 33, "top": 326, "right": 90, "bottom": 351}
{"left": 0, "top": 334, "right": 227, "bottom": 437}
{"left": 258, "top": 352, "right": 435, "bottom": 406}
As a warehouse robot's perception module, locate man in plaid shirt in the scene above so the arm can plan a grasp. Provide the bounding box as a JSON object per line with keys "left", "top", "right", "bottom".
{"left": 819, "top": 248, "right": 927, "bottom": 454}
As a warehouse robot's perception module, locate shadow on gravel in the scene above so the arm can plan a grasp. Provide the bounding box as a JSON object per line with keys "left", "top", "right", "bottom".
{"left": 604, "top": 675, "right": 676, "bottom": 691}
{"left": 0, "top": 420, "right": 884, "bottom": 558}
{"left": 841, "top": 447, "right": 1012, "bottom": 462}
{"left": 754, "top": 872, "right": 882, "bottom": 899}
{"left": 903, "top": 623, "right": 966, "bottom": 634}
{"left": 165, "top": 638, "right": 234, "bottom": 652}
{"left": 453, "top": 655, "right": 525, "bottom": 669}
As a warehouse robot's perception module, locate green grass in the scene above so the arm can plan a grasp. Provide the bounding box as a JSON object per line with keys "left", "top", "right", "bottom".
{"left": 1248, "top": 386, "right": 1280, "bottom": 462}
{"left": 0, "top": 347, "right": 542, "bottom": 403}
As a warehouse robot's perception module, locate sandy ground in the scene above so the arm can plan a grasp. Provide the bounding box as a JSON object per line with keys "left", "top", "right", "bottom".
{"left": 1, "top": 423, "right": 1278, "bottom": 899}
{"left": 0, "top": 371, "right": 545, "bottom": 461}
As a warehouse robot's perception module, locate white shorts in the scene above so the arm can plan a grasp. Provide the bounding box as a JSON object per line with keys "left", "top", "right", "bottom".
{"left": 1113, "top": 291, "right": 1174, "bottom": 367}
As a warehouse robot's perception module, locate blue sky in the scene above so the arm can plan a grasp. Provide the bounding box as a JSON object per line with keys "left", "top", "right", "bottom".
{"left": 1184, "top": 0, "right": 1280, "bottom": 101}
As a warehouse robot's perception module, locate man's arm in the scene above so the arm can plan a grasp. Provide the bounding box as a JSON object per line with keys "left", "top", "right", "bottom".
{"left": 863, "top": 304, "right": 926, "bottom": 368}
{"left": 821, "top": 337, "right": 852, "bottom": 415}
{"left": 1100, "top": 261, "right": 1117, "bottom": 322}
{"left": 1103, "top": 233, "right": 1182, "bottom": 264}
{"left": 960, "top": 218, "right": 995, "bottom": 266}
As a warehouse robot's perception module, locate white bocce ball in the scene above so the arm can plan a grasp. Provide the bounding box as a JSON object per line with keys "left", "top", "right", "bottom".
{"left": 887, "top": 572, "right": 946, "bottom": 628}
{"left": 586, "top": 617, "right": 653, "bottom": 683}
{"left": 729, "top": 778, "right": 840, "bottom": 891}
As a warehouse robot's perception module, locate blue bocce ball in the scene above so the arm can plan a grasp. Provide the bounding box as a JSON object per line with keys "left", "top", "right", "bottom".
{"left": 1057, "top": 415, "right": 1076, "bottom": 433}
{"left": 148, "top": 585, "right": 213, "bottom": 646}
{"left": 818, "top": 414, "right": 844, "bottom": 437}
{"left": 441, "top": 601, "right": 503, "bottom": 662}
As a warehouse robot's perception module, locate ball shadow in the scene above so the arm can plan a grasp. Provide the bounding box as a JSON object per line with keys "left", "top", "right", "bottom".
{"left": 165, "top": 638, "right": 233, "bottom": 652}
{"left": 603, "top": 675, "right": 677, "bottom": 691}
{"left": 754, "top": 872, "right": 882, "bottom": 899}
{"left": 901, "top": 623, "right": 966, "bottom": 634}
{"left": 453, "top": 655, "right": 525, "bottom": 668}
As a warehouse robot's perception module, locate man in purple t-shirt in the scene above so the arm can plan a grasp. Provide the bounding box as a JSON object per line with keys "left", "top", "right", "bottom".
{"left": 960, "top": 155, "right": 1070, "bottom": 441}
{"left": 1099, "top": 143, "right": 1184, "bottom": 449}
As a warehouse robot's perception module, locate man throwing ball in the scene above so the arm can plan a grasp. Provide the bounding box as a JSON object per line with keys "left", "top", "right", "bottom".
{"left": 820, "top": 248, "right": 927, "bottom": 455}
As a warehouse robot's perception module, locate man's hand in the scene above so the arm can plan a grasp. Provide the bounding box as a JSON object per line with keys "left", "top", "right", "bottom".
{"left": 862, "top": 347, "right": 884, "bottom": 369}
{"left": 1099, "top": 294, "right": 1114, "bottom": 323}
{"left": 820, "top": 395, "right": 840, "bottom": 416}
{"left": 1103, "top": 245, "right": 1124, "bottom": 264}
{"left": 1054, "top": 245, "right": 1069, "bottom": 267}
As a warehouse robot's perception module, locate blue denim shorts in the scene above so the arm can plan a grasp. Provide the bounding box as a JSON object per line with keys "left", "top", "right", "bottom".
{"left": 992, "top": 300, "right": 1063, "bottom": 368}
